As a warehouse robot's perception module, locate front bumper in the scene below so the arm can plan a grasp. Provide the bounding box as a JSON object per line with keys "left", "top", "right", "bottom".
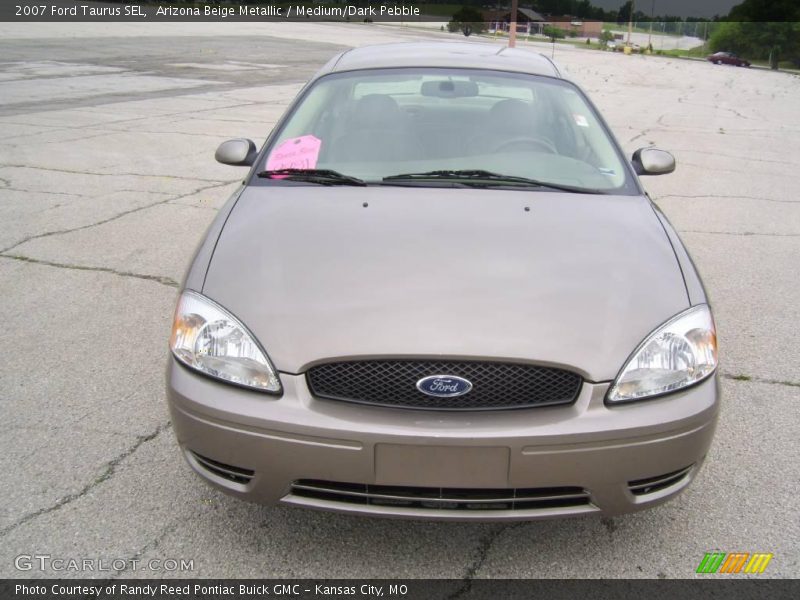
{"left": 166, "top": 359, "right": 719, "bottom": 521}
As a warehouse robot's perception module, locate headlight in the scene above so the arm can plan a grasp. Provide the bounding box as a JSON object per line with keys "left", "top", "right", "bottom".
{"left": 170, "top": 290, "right": 281, "bottom": 393}
{"left": 607, "top": 305, "right": 717, "bottom": 404}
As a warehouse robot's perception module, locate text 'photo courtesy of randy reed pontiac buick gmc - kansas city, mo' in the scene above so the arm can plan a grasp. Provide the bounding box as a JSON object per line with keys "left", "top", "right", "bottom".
{"left": 166, "top": 42, "right": 719, "bottom": 521}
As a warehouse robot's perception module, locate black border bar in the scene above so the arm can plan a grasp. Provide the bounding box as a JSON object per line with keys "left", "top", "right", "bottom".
{"left": 3, "top": 579, "right": 800, "bottom": 600}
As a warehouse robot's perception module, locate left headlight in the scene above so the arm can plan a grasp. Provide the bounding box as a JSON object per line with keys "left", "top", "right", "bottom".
{"left": 607, "top": 304, "right": 717, "bottom": 404}
{"left": 170, "top": 290, "right": 282, "bottom": 393}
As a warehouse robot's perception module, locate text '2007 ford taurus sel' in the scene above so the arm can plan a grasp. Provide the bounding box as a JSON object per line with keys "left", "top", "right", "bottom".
{"left": 166, "top": 42, "right": 719, "bottom": 521}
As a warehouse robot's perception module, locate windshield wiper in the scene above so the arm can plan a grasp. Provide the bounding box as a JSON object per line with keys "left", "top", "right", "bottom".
{"left": 257, "top": 168, "right": 367, "bottom": 186}
{"left": 382, "top": 170, "right": 601, "bottom": 194}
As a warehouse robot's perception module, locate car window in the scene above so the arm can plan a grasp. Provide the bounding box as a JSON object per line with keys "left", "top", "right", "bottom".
{"left": 263, "top": 68, "right": 633, "bottom": 193}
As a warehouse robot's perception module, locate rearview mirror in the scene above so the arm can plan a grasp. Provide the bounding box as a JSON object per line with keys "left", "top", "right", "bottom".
{"left": 215, "top": 138, "right": 258, "bottom": 166}
{"left": 420, "top": 80, "right": 479, "bottom": 98}
{"left": 632, "top": 148, "right": 676, "bottom": 176}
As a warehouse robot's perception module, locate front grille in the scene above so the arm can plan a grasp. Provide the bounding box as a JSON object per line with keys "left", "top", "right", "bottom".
{"left": 628, "top": 465, "right": 693, "bottom": 496}
{"left": 291, "top": 480, "right": 591, "bottom": 511}
{"left": 188, "top": 450, "right": 254, "bottom": 485}
{"left": 306, "top": 360, "right": 582, "bottom": 411}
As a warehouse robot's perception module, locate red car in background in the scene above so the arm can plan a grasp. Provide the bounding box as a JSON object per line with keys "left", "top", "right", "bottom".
{"left": 707, "top": 51, "right": 751, "bottom": 67}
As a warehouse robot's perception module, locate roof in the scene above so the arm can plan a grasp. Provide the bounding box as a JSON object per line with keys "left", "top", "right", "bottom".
{"left": 323, "top": 42, "right": 562, "bottom": 79}
{"left": 486, "top": 8, "right": 546, "bottom": 22}
{"left": 518, "top": 8, "right": 546, "bottom": 21}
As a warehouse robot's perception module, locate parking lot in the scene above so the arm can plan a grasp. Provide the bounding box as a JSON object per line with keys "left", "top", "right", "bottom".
{"left": 0, "top": 21, "right": 798, "bottom": 581}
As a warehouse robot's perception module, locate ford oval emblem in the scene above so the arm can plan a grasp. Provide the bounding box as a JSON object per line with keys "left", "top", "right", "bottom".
{"left": 416, "top": 375, "right": 473, "bottom": 398}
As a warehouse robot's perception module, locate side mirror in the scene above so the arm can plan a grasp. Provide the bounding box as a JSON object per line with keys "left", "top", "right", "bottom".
{"left": 632, "top": 148, "right": 676, "bottom": 176}
{"left": 215, "top": 138, "right": 258, "bottom": 166}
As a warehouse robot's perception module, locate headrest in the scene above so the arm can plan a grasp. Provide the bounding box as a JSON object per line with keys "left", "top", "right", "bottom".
{"left": 488, "top": 99, "right": 536, "bottom": 132}
{"left": 354, "top": 94, "right": 402, "bottom": 128}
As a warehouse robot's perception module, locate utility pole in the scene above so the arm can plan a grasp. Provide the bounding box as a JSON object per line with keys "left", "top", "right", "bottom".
{"left": 648, "top": 0, "right": 655, "bottom": 49}
{"left": 627, "top": 0, "right": 635, "bottom": 46}
{"left": 509, "top": 0, "right": 518, "bottom": 48}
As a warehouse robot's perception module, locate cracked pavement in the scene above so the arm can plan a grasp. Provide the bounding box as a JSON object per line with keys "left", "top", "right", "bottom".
{"left": 0, "top": 22, "right": 798, "bottom": 581}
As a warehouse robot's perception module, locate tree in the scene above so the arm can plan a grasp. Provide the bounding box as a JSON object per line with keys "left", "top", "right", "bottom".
{"left": 447, "top": 6, "right": 487, "bottom": 35}
{"left": 543, "top": 25, "right": 566, "bottom": 42}
{"left": 617, "top": 1, "right": 633, "bottom": 24}
{"left": 710, "top": 20, "right": 800, "bottom": 69}
{"left": 575, "top": 1, "right": 593, "bottom": 18}
{"left": 718, "top": 0, "right": 800, "bottom": 68}
{"left": 728, "top": 0, "right": 800, "bottom": 22}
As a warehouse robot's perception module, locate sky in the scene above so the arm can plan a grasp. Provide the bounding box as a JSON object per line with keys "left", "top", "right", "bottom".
{"left": 589, "top": 0, "right": 742, "bottom": 19}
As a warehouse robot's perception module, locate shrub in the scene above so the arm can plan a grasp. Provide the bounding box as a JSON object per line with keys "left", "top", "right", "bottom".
{"left": 543, "top": 26, "right": 566, "bottom": 41}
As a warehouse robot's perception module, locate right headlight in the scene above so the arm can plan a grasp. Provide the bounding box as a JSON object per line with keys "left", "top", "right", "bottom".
{"left": 607, "top": 304, "right": 717, "bottom": 404}
{"left": 169, "top": 290, "right": 281, "bottom": 394}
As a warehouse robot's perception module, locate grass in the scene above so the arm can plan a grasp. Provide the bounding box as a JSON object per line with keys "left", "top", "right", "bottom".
{"left": 749, "top": 59, "right": 799, "bottom": 70}
{"left": 603, "top": 23, "right": 681, "bottom": 37}
{"left": 658, "top": 47, "right": 799, "bottom": 71}
{"left": 460, "top": 27, "right": 800, "bottom": 72}
{"left": 658, "top": 46, "right": 709, "bottom": 58}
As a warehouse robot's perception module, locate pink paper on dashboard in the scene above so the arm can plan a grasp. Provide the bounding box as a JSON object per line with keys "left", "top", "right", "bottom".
{"left": 265, "top": 135, "right": 322, "bottom": 171}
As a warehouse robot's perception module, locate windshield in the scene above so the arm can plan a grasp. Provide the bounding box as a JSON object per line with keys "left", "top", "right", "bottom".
{"left": 259, "top": 68, "right": 634, "bottom": 193}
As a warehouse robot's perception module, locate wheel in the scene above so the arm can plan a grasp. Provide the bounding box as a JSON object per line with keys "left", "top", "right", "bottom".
{"left": 490, "top": 137, "right": 558, "bottom": 154}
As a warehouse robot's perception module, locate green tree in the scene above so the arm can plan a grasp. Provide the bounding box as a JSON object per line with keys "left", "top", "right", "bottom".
{"left": 617, "top": 1, "right": 633, "bottom": 24}
{"left": 710, "top": 21, "right": 800, "bottom": 69}
{"left": 728, "top": 0, "right": 800, "bottom": 22}
{"left": 715, "top": 0, "right": 800, "bottom": 68}
{"left": 543, "top": 25, "right": 567, "bottom": 42}
{"left": 447, "top": 6, "right": 487, "bottom": 35}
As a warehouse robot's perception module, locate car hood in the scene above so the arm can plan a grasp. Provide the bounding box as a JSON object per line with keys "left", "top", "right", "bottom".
{"left": 202, "top": 186, "right": 689, "bottom": 381}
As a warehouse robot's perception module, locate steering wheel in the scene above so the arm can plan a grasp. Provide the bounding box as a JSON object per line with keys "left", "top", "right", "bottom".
{"left": 490, "top": 136, "right": 558, "bottom": 154}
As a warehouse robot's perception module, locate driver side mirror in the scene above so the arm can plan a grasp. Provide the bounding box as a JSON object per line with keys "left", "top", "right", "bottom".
{"left": 632, "top": 148, "right": 676, "bottom": 176}
{"left": 215, "top": 138, "right": 258, "bottom": 166}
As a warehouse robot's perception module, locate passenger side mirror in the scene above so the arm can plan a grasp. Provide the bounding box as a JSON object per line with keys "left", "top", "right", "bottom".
{"left": 632, "top": 148, "right": 676, "bottom": 176}
{"left": 215, "top": 138, "right": 258, "bottom": 166}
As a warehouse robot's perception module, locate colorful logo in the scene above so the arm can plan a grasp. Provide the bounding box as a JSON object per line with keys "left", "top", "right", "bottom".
{"left": 696, "top": 552, "right": 773, "bottom": 574}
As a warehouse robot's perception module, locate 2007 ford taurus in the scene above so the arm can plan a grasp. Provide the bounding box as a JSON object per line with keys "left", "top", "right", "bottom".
{"left": 166, "top": 42, "right": 719, "bottom": 520}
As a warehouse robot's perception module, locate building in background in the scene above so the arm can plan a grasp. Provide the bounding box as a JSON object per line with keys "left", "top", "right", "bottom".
{"left": 485, "top": 7, "right": 602, "bottom": 39}
{"left": 546, "top": 17, "right": 603, "bottom": 38}
{"left": 486, "top": 7, "right": 546, "bottom": 35}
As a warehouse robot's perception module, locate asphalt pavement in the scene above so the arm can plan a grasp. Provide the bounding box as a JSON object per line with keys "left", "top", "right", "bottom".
{"left": 0, "top": 22, "right": 798, "bottom": 581}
